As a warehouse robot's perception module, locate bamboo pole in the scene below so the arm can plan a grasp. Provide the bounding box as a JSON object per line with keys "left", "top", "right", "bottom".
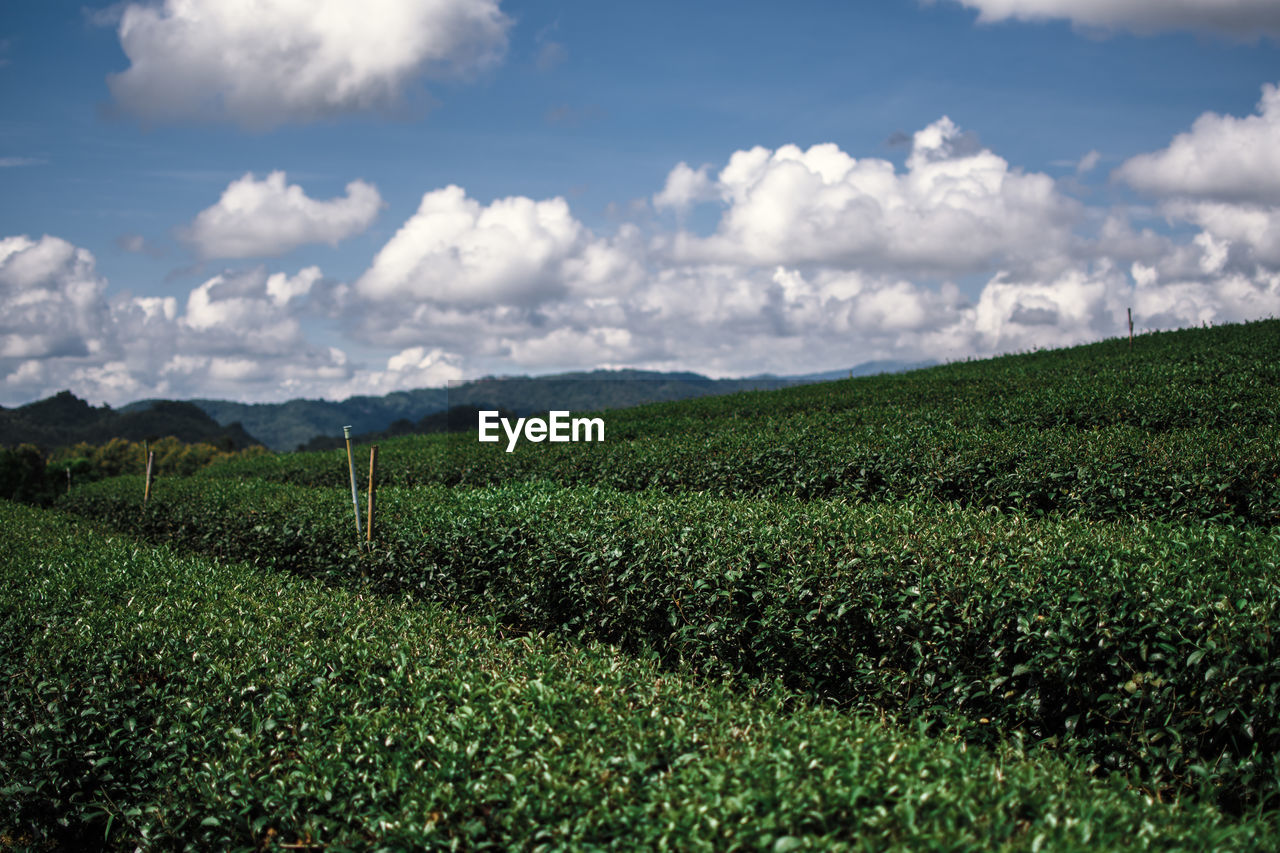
{"left": 1128, "top": 307, "right": 1134, "bottom": 350}
{"left": 366, "top": 445, "right": 379, "bottom": 543}
{"left": 143, "top": 451, "right": 154, "bottom": 503}
{"left": 343, "top": 426, "right": 362, "bottom": 540}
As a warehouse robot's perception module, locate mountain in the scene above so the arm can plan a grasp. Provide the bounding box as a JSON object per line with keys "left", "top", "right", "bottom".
{"left": 782, "top": 359, "right": 937, "bottom": 383}
{"left": 121, "top": 361, "right": 931, "bottom": 451}
{"left": 130, "top": 388, "right": 450, "bottom": 455}
{"left": 296, "top": 405, "right": 522, "bottom": 452}
{"left": 0, "top": 391, "right": 262, "bottom": 450}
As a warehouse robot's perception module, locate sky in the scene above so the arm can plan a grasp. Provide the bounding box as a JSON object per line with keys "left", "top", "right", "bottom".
{"left": 2, "top": 0, "right": 1279, "bottom": 406}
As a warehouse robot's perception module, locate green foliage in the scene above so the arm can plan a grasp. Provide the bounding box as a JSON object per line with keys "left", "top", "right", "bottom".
{"left": 1, "top": 390, "right": 262, "bottom": 450}
{"left": 38, "top": 437, "right": 270, "bottom": 487}
{"left": 17, "top": 320, "right": 1280, "bottom": 845}
{"left": 61, "top": 477, "right": 1280, "bottom": 811}
{"left": 3, "top": 501, "right": 1274, "bottom": 850}
{"left": 205, "top": 320, "right": 1280, "bottom": 528}
{"left": 0, "top": 435, "right": 268, "bottom": 504}
{"left": 0, "top": 443, "right": 56, "bottom": 505}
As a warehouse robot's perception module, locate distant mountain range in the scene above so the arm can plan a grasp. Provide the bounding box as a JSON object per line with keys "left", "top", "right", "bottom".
{"left": 0, "top": 391, "right": 261, "bottom": 451}
{"left": 10, "top": 360, "right": 930, "bottom": 452}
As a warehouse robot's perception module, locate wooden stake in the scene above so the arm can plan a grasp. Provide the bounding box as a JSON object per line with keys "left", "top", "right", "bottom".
{"left": 66, "top": 466, "right": 71, "bottom": 494}
{"left": 143, "top": 451, "right": 154, "bottom": 503}
{"left": 366, "top": 445, "right": 379, "bottom": 543}
{"left": 343, "top": 426, "right": 362, "bottom": 541}
{"left": 1128, "top": 307, "right": 1134, "bottom": 350}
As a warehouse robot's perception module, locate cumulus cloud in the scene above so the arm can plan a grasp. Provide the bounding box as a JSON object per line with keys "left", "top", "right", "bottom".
{"left": 1117, "top": 83, "right": 1280, "bottom": 204}
{"left": 11, "top": 97, "right": 1280, "bottom": 406}
{"left": 108, "top": 0, "right": 512, "bottom": 128}
{"left": 1131, "top": 262, "right": 1280, "bottom": 328}
{"left": 0, "top": 236, "right": 111, "bottom": 362}
{"left": 357, "top": 185, "right": 602, "bottom": 309}
{"left": 182, "top": 172, "right": 382, "bottom": 259}
{"left": 660, "top": 118, "right": 1078, "bottom": 275}
{"left": 1118, "top": 83, "right": 1280, "bottom": 272}
{"left": 945, "top": 0, "right": 1280, "bottom": 40}
{"left": 972, "top": 267, "right": 1130, "bottom": 351}
{"left": 338, "top": 110, "right": 1280, "bottom": 381}
{"left": 652, "top": 162, "right": 717, "bottom": 213}
{"left": 0, "top": 235, "right": 366, "bottom": 405}
{"left": 1164, "top": 201, "right": 1280, "bottom": 266}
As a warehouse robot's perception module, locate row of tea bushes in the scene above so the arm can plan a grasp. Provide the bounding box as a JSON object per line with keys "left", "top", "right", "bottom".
{"left": 60, "top": 477, "right": 1280, "bottom": 811}
{"left": 200, "top": 320, "right": 1280, "bottom": 528}
{"left": 203, "top": 419, "right": 1280, "bottom": 528}
{"left": 588, "top": 319, "right": 1280, "bottom": 434}
{"left": 7, "top": 501, "right": 1272, "bottom": 850}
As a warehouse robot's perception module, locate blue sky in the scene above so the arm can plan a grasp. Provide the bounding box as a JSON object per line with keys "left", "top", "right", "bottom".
{"left": 2, "top": 0, "right": 1279, "bottom": 405}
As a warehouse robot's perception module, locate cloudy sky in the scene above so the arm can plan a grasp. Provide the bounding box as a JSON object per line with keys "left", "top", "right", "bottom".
{"left": 2, "top": 0, "right": 1279, "bottom": 406}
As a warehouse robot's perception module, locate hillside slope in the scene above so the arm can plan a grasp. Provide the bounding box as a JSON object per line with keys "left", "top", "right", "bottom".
{"left": 121, "top": 362, "right": 925, "bottom": 451}
{"left": 205, "top": 320, "right": 1280, "bottom": 527}
{"left": 0, "top": 391, "right": 261, "bottom": 450}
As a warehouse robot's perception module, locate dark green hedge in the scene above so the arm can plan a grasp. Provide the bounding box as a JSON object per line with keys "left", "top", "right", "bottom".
{"left": 10, "top": 501, "right": 1274, "bottom": 850}
{"left": 61, "top": 477, "right": 1280, "bottom": 812}
{"left": 201, "top": 321, "right": 1280, "bottom": 528}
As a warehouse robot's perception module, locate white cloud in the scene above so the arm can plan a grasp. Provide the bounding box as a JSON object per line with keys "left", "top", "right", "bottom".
{"left": 652, "top": 162, "right": 717, "bottom": 213}
{"left": 340, "top": 112, "right": 1280, "bottom": 381}
{"left": 0, "top": 237, "right": 369, "bottom": 406}
{"left": 10, "top": 95, "right": 1280, "bottom": 407}
{"left": 1118, "top": 83, "right": 1280, "bottom": 272}
{"left": 181, "top": 267, "right": 318, "bottom": 347}
{"left": 1164, "top": 201, "right": 1280, "bottom": 266}
{"left": 946, "top": 0, "right": 1280, "bottom": 40}
{"left": 661, "top": 119, "right": 1078, "bottom": 275}
{"left": 1132, "top": 265, "right": 1280, "bottom": 329}
{"left": 0, "top": 235, "right": 111, "bottom": 361}
{"left": 183, "top": 172, "right": 382, "bottom": 259}
{"left": 108, "top": 0, "right": 512, "bottom": 128}
{"left": 356, "top": 185, "right": 601, "bottom": 309}
{"left": 973, "top": 267, "right": 1129, "bottom": 351}
{"left": 1117, "top": 84, "right": 1280, "bottom": 204}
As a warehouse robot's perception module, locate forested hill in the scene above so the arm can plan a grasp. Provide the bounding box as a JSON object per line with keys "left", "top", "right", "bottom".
{"left": 130, "top": 371, "right": 798, "bottom": 451}
{"left": 124, "top": 362, "right": 927, "bottom": 451}
{"left": 0, "top": 391, "right": 261, "bottom": 450}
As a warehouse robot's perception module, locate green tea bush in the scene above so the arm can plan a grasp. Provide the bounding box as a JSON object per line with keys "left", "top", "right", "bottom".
{"left": 60, "top": 477, "right": 1280, "bottom": 812}
{"left": 3, "top": 500, "right": 1275, "bottom": 850}
{"left": 202, "top": 322, "right": 1280, "bottom": 527}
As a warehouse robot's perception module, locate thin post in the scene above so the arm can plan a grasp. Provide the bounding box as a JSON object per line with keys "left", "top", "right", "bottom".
{"left": 366, "top": 445, "right": 379, "bottom": 543}
{"left": 143, "top": 451, "right": 154, "bottom": 503}
{"left": 343, "top": 426, "right": 362, "bottom": 540}
{"left": 66, "top": 466, "right": 71, "bottom": 494}
{"left": 1128, "top": 307, "right": 1134, "bottom": 350}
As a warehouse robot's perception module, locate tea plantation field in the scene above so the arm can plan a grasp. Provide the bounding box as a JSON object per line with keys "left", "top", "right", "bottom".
{"left": 3, "top": 503, "right": 1276, "bottom": 850}
{"left": 4, "top": 319, "right": 1280, "bottom": 849}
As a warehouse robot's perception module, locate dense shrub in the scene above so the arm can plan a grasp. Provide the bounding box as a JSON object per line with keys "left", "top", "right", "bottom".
{"left": 61, "top": 477, "right": 1280, "bottom": 812}
{"left": 0, "top": 444, "right": 56, "bottom": 505}
{"left": 203, "top": 322, "right": 1280, "bottom": 527}
{"left": 3, "top": 501, "right": 1275, "bottom": 850}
